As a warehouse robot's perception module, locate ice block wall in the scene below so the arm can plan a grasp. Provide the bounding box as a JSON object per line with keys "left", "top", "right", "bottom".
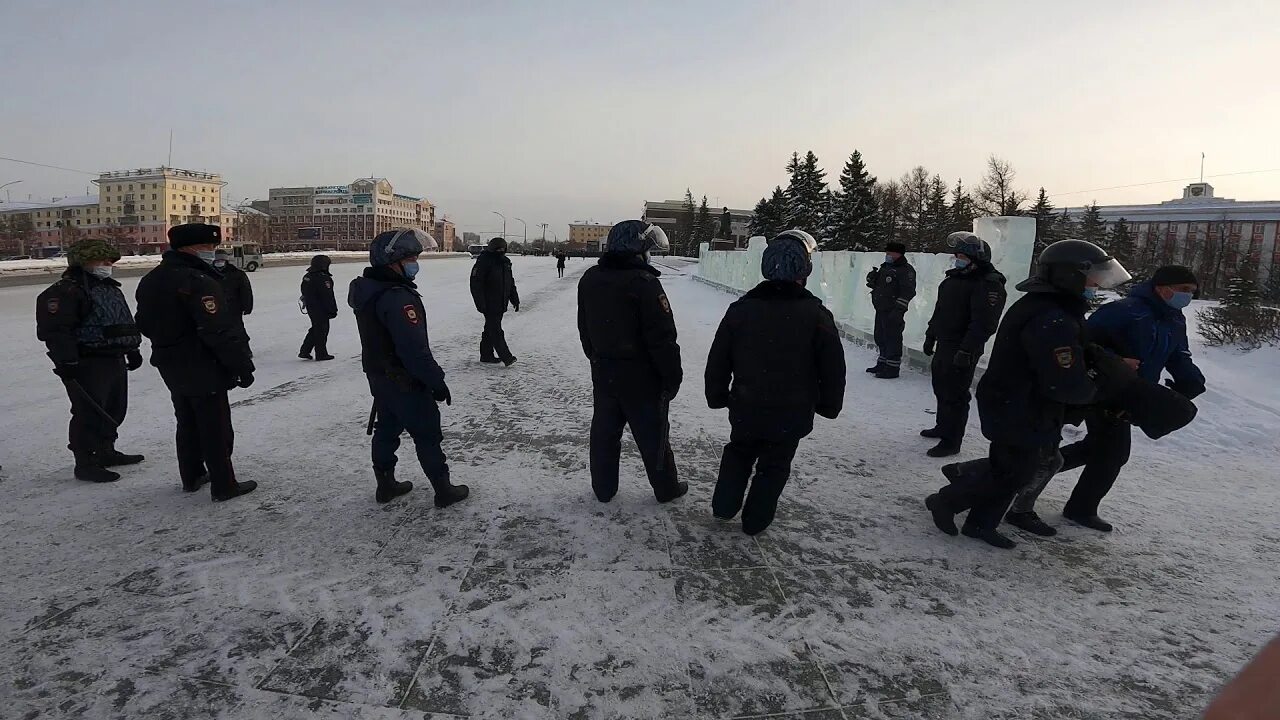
{"left": 695, "top": 216, "right": 1036, "bottom": 363}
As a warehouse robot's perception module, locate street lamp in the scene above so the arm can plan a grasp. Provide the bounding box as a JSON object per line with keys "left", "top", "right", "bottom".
{"left": 0, "top": 179, "right": 22, "bottom": 203}
{"left": 513, "top": 217, "right": 527, "bottom": 249}
{"left": 491, "top": 211, "right": 507, "bottom": 240}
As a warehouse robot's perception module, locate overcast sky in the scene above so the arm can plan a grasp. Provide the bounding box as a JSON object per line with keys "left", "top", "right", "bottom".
{"left": 2, "top": 0, "right": 1279, "bottom": 239}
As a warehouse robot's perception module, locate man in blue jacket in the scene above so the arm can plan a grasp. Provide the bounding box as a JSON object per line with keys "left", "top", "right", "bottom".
{"left": 1009, "top": 265, "right": 1205, "bottom": 534}
{"left": 349, "top": 228, "right": 469, "bottom": 507}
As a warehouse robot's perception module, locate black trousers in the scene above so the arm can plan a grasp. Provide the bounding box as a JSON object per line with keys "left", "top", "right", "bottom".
{"left": 930, "top": 343, "right": 978, "bottom": 445}
{"left": 873, "top": 309, "right": 905, "bottom": 367}
{"left": 713, "top": 429, "right": 800, "bottom": 534}
{"left": 65, "top": 355, "right": 128, "bottom": 455}
{"left": 938, "top": 441, "right": 1048, "bottom": 531}
{"left": 171, "top": 390, "right": 238, "bottom": 496}
{"left": 589, "top": 384, "right": 679, "bottom": 501}
{"left": 1059, "top": 412, "right": 1132, "bottom": 517}
{"left": 557, "top": 266, "right": 565, "bottom": 278}
{"left": 479, "top": 311, "right": 514, "bottom": 362}
{"left": 300, "top": 316, "right": 330, "bottom": 357}
{"left": 368, "top": 375, "right": 450, "bottom": 487}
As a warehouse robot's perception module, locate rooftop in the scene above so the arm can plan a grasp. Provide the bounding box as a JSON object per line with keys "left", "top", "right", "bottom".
{"left": 0, "top": 195, "right": 99, "bottom": 213}
{"left": 96, "top": 166, "right": 223, "bottom": 183}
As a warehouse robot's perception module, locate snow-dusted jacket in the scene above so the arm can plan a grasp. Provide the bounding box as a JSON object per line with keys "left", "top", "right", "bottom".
{"left": 867, "top": 256, "right": 916, "bottom": 314}
{"left": 1086, "top": 281, "right": 1205, "bottom": 398}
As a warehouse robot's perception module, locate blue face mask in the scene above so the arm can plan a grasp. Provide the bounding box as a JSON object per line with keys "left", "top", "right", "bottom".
{"left": 197, "top": 250, "right": 217, "bottom": 264}
{"left": 1166, "top": 291, "right": 1193, "bottom": 309}
{"left": 884, "top": 254, "right": 894, "bottom": 264}
{"left": 1082, "top": 287, "right": 1098, "bottom": 300}
{"left": 402, "top": 261, "right": 420, "bottom": 279}
{"left": 953, "top": 257, "right": 971, "bottom": 270}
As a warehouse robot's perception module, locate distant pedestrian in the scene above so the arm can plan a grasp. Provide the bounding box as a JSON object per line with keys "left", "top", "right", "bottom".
{"left": 212, "top": 249, "right": 254, "bottom": 346}
{"left": 35, "top": 238, "right": 145, "bottom": 483}
{"left": 866, "top": 241, "right": 916, "bottom": 378}
{"left": 470, "top": 237, "right": 520, "bottom": 365}
{"left": 299, "top": 254, "right": 338, "bottom": 361}
{"left": 556, "top": 252, "right": 566, "bottom": 278}
{"left": 705, "top": 230, "right": 846, "bottom": 535}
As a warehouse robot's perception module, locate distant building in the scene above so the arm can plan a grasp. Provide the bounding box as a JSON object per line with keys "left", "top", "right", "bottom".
{"left": 462, "top": 231, "right": 481, "bottom": 247}
{"left": 434, "top": 218, "right": 457, "bottom": 251}
{"left": 267, "top": 178, "right": 435, "bottom": 250}
{"left": 641, "top": 201, "right": 755, "bottom": 249}
{"left": 1068, "top": 183, "right": 1280, "bottom": 286}
{"left": 568, "top": 222, "right": 611, "bottom": 251}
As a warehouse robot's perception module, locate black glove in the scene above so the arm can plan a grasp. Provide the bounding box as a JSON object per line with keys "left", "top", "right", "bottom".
{"left": 1164, "top": 378, "right": 1205, "bottom": 400}
{"left": 1085, "top": 344, "right": 1137, "bottom": 401}
{"left": 512, "top": 304, "right": 520, "bottom": 313}
{"left": 922, "top": 336, "right": 936, "bottom": 356}
{"left": 865, "top": 269, "right": 879, "bottom": 289}
{"left": 126, "top": 350, "right": 144, "bottom": 372}
{"left": 707, "top": 392, "right": 729, "bottom": 410}
{"left": 661, "top": 386, "right": 679, "bottom": 403}
{"left": 236, "top": 372, "right": 255, "bottom": 389}
{"left": 953, "top": 350, "right": 973, "bottom": 369}
{"left": 433, "top": 384, "right": 452, "bottom": 406}
{"left": 52, "top": 362, "right": 80, "bottom": 381}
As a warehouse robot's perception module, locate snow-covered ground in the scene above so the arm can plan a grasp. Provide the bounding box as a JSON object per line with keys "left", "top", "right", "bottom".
{"left": 1, "top": 256, "right": 1277, "bottom": 719}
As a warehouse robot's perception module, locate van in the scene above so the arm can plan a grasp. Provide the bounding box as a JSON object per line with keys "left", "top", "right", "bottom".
{"left": 217, "top": 242, "right": 263, "bottom": 272}
{"left": 468, "top": 244, "right": 485, "bottom": 258}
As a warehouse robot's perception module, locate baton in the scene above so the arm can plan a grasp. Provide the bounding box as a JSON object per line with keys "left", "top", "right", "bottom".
{"left": 366, "top": 403, "right": 377, "bottom": 435}
{"left": 64, "top": 377, "right": 121, "bottom": 430}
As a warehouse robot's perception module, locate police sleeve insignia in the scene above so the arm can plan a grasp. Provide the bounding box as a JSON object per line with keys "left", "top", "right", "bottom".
{"left": 658, "top": 294, "right": 671, "bottom": 314}
{"left": 201, "top": 296, "right": 218, "bottom": 314}
{"left": 1053, "top": 346, "right": 1075, "bottom": 368}
{"left": 403, "top": 304, "right": 420, "bottom": 325}
{"left": 46, "top": 298, "right": 60, "bottom": 314}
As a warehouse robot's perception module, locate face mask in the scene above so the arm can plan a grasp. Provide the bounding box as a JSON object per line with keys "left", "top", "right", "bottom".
{"left": 197, "top": 250, "right": 217, "bottom": 264}
{"left": 1082, "top": 287, "right": 1098, "bottom": 300}
{"left": 402, "top": 261, "right": 420, "bottom": 279}
{"left": 953, "top": 258, "right": 971, "bottom": 270}
{"left": 884, "top": 255, "right": 894, "bottom": 264}
{"left": 213, "top": 259, "right": 227, "bottom": 269}
{"left": 88, "top": 266, "right": 113, "bottom": 279}
{"left": 642, "top": 251, "right": 651, "bottom": 264}
{"left": 1166, "top": 291, "right": 1193, "bottom": 309}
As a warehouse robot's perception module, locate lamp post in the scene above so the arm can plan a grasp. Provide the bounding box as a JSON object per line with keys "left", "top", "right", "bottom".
{"left": 0, "top": 179, "right": 22, "bottom": 203}
{"left": 513, "top": 217, "right": 527, "bottom": 251}
{"left": 491, "top": 211, "right": 507, "bottom": 241}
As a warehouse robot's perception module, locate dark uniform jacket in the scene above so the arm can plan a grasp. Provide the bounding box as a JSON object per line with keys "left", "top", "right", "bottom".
{"left": 348, "top": 266, "right": 447, "bottom": 396}
{"left": 301, "top": 266, "right": 338, "bottom": 319}
{"left": 135, "top": 250, "right": 255, "bottom": 395}
{"left": 470, "top": 250, "right": 519, "bottom": 314}
{"left": 217, "top": 264, "right": 254, "bottom": 318}
{"left": 577, "top": 253, "right": 682, "bottom": 398}
{"left": 926, "top": 261, "right": 1008, "bottom": 355}
{"left": 867, "top": 256, "right": 917, "bottom": 314}
{"left": 36, "top": 267, "right": 142, "bottom": 364}
{"left": 975, "top": 280, "right": 1097, "bottom": 446}
{"left": 705, "top": 280, "right": 846, "bottom": 441}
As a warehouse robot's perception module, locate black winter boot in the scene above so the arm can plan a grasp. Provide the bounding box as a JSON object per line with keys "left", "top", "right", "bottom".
{"left": 920, "top": 427, "right": 942, "bottom": 439}
{"left": 874, "top": 365, "right": 900, "bottom": 379}
{"left": 100, "top": 449, "right": 145, "bottom": 467}
{"left": 315, "top": 353, "right": 335, "bottom": 361}
{"left": 940, "top": 463, "right": 961, "bottom": 484}
{"left": 74, "top": 453, "right": 120, "bottom": 483}
{"left": 961, "top": 522, "right": 1016, "bottom": 549}
{"left": 212, "top": 480, "right": 258, "bottom": 502}
{"left": 656, "top": 481, "right": 689, "bottom": 503}
{"left": 431, "top": 479, "right": 469, "bottom": 508}
{"left": 865, "top": 363, "right": 883, "bottom": 374}
{"left": 182, "top": 473, "right": 210, "bottom": 492}
{"left": 926, "top": 441, "right": 961, "bottom": 458}
{"left": 1063, "top": 510, "right": 1113, "bottom": 532}
{"left": 1005, "top": 510, "right": 1058, "bottom": 537}
{"left": 925, "top": 493, "right": 958, "bottom": 536}
{"left": 375, "top": 467, "right": 414, "bottom": 504}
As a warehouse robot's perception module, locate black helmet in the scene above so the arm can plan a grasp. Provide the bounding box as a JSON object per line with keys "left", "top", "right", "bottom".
{"left": 946, "top": 231, "right": 990, "bottom": 262}
{"left": 1034, "top": 239, "right": 1130, "bottom": 294}
{"left": 370, "top": 228, "right": 437, "bottom": 266}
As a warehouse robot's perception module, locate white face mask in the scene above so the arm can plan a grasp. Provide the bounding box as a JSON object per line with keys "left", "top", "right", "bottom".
{"left": 213, "top": 259, "right": 227, "bottom": 269}
{"left": 88, "top": 265, "right": 113, "bottom": 279}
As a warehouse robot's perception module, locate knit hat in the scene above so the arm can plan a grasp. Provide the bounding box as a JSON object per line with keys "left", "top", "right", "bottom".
{"left": 66, "top": 238, "right": 121, "bottom": 267}
{"left": 762, "top": 234, "right": 813, "bottom": 282}
{"left": 885, "top": 241, "right": 907, "bottom": 255}
{"left": 488, "top": 237, "right": 508, "bottom": 252}
{"left": 168, "top": 223, "right": 221, "bottom": 249}
{"left": 1151, "top": 265, "right": 1198, "bottom": 287}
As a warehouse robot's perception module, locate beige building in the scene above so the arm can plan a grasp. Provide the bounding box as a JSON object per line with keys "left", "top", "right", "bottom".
{"left": 434, "top": 218, "right": 457, "bottom": 251}
{"left": 268, "top": 178, "right": 436, "bottom": 250}
{"left": 569, "top": 222, "right": 611, "bottom": 251}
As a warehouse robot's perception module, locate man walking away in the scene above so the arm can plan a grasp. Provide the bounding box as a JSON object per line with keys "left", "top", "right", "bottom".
{"left": 212, "top": 249, "right": 254, "bottom": 347}
{"left": 866, "top": 241, "right": 916, "bottom": 378}
{"left": 470, "top": 237, "right": 520, "bottom": 366}
{"left": 136, "top": 223, "right": 258, "bottom": 501}
{"left": 299, "top": 254, "right": 338, "bottom": 361}
{"left": 705, "top": 230, "right": 845, "bottom": 535}
{"left": 578, "top": 220, "right": 687, "bottom": 504}
{"left": 557, "top": 252, "right": 566, "bottom": 278}
{"left": 36, "top": 238, "right": 145, "bottom": 482}
{"left": 349, "top": 228, "right": 469, "bottom": 507}
{"left": 920, "top": 232, "right": 1007, "bottom": 457}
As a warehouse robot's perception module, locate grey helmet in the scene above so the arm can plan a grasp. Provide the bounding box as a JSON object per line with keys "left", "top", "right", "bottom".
{"left": 370, "top": 227, "right": 438, "bottom": 266}
{"left": 946, "top": 231, "right": 991, "bottom": 262}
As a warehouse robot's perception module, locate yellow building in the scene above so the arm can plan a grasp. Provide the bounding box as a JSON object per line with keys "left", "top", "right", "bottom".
{"left": 568, "top": 222, "right": 611, "bottom": 251}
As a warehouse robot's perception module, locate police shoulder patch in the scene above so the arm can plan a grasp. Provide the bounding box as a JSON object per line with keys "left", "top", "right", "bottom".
{"left": 324, "top": 280, "right": 332, "bottom": 289}
{"left": 201, "top": 295, "right": 218, "bottom": 314}
{"left": 46, "top": 298, "right": 60, "bottom": 314}
{"left": 403, "top": 304, "right": 420, "bottom": 325}
{"left": 1053, "top": 346, "right": 1075, "bottom": 368}
{"left": 988, "top": 291, "right": 1001, "bottom": 306}
{"left": 658, "top": 294, "right": 671, "bottom": 314}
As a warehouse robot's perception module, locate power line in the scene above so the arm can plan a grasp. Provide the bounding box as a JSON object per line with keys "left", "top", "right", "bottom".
{"left": 0, "top": 155, "right": 100, "bottom": 175}
{"left": 1049, "top": 167, "right": 1280, "bottom": 199}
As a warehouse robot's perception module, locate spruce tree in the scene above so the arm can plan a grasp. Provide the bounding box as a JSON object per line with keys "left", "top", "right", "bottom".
{"left": 899, "top": 166, "right": 931, "bottom": 249}
{"left": 785, "top": 150, "right": 829, "bottom": 237}
{"left": 1028, "top": 187, "right": 1057, "bottom": 257}
{"left": 874, "top": 181, "right": 904, "bottom": 246}
{"left": 1109, "top": 217, "right": 1137, "bottom": 270}
{"left": 749, "top": 186, "right": 788, "bottom": 239}
{"left": 674, "top": 188, "right": 697, "bottom": 256}
{"left": 923, "top": 175, "right": 951, "bottom": 251}
{"left": 826, "top": 150, "right": 880, "bottom": 251}
{"left": 950, "top": 179, "right": 977, "bottom": 231}
{"left": 1080, "top": 201, "right": 1107, "bottom": 248}
{"left": 695, "top": 195, "right": 714, "bottom": 247}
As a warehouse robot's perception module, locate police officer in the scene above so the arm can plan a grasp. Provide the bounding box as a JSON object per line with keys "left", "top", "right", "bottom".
{"left": 705, "top": 230, "right": 846, "bottom": 535}
{"left": 349, "top": 228, "right": 469, "bottom": 507}
{"left": 212, "top": 249, "right": 254, "bottom": 345}
{"left": 135, "top": 223, "right": 258, "bottom": 501}
{"left": 920, "top": 232, "right": 1007, "bottom": 457}
{"left": 866, "top": 241, "right": 916, "bottom": 378}
{"left": 470, "top": 237, "right": 520, "bottom": 365}
{"left": 35, "top": 238, "right": 145, "bottom": 482}
{"left": 578, "top": 220, "right": 687, "bottom": 504}
{"left": 299, "top": 254, "right": 338, "bottom": 361}
{"left": 924, "top": 239, "right": 1133, "bottom": 549}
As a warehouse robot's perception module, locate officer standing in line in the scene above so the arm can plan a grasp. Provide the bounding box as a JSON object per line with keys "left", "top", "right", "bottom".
{"left": 348, "top": 228, "right": 469, "bottom": 507}
{"left": 135, "top": 223, "right": 258, "bottom": 501}
{"left": 866, "top": 241, "right": 916, "bottom": 379}
{"left": 299, "top": 254, "right": 338, "bottom": 361}
{"left": 920, "top": 232, "right": 1007, "bottom": 457}
{"left": 35, "top": 238, "right": 146, "bottom": 483}
{"left": 924, "top": 239, "right": 1133, "bottom": 549}
{"left": 577, "top": 220, "right": 687, "bottom": 504}
{"left": 470, "top": 237, "right": 520, "bottom": 365}
{"left": 705, "top": 230, "right": 846, "bottom": 535}
{"left": 212, "top": 249, "right": 254, "bottom": 345}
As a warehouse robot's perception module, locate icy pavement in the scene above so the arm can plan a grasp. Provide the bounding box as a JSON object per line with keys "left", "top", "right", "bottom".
{"left": 1, "top": 256, "right": 1277, "bottom": 719}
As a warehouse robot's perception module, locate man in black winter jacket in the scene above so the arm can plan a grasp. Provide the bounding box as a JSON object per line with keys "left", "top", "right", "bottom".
{"left": 920, "top": 232, "right": 1007, "bottom": 457}
{"left": 299, "top": 254, "right": 338, "bottom": 360}
{"left": 35, "top": 238, "right": 146, "bottom": 483}
{"left": 470, "top": 237, "right": 520, "bottom": 365}
{"left": 925, "top": 239, "right": 1133, "bottom": 549}
{"left": 135, "top": 224, "right": 257, "bottom": 502}
{"left": 578, "top": 220, "right": 687, "bottom": 504}
{"left": 866, "top": 241, "right": 916, "bottom": 378}
{"left": 212, "top": 249, "right": 253, "bottom": 345}
{"left": 705, "top": 230, "right": 846, "bottom": 535}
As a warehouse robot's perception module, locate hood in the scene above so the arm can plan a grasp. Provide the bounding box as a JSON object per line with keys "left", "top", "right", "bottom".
{"left": 309, "top": 254, "right": 332, "bottom": 272}
{"left": 348, "top": 266, "right": 412, "bottom": 310}
{"left": 1127, "top": 281, "right": 1180, "bottom": 317}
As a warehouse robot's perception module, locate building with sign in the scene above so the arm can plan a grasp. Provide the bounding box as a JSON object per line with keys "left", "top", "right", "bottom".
{"left": 568, "top": 222, "right": 611, "bottom": 251}
{"left": 267, "top": 178, "right": 436, "bottom": 250}
{"left": 0, "top": 166, "right": 224, "bottom": 256}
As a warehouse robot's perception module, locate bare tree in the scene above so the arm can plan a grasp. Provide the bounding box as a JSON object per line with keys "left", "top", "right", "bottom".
{"left": 977, "top": 155, "right": 1026, "bottom": 216}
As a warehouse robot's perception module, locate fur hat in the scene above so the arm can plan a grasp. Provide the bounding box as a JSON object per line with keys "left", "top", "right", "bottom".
{"left": 168, "top": 223, "right": 221, "bottom": 249}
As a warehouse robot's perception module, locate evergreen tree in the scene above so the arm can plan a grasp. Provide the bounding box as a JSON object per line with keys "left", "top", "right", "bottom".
{"left": 950, "top": 179, "right": 977, "bottom": 231}
{"left": 874, "top": 180, "right": 904, "bottom": 245}
{"left": 826, "top": 150, "right": 880, "bottom": 251}
{"left": 1079, "top": 201, "right": 1107, "bottom": 248}
{"left": 673, "top": 188, "right": 697, "bottom": 256}
{"left": 749, "top": 186, "right": 788, "bottom": 239}
{"left": 1109, "top": 217, "right": 1137, "bottom": 270}
{"left": 1028, "top": 187, "right": 1057, "bottom": 257}
{"left": 785, "top": 150, "right": 829, "bottom": 236}
{"left": 923, "top": 175, "right": 951, "bottom": 251}
{"left": 1198, "top": 254, "right": 1279, "bottom": 348}
{"left": 899, "top": 166, "right": 931, "bottom": 248}
{"left": 695, "top": 195, "right": 714, "bottom": 247}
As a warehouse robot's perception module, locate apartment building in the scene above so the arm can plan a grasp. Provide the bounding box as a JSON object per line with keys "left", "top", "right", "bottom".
{"left": 267, "top": 178, "right": 435, "bottom": 249}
